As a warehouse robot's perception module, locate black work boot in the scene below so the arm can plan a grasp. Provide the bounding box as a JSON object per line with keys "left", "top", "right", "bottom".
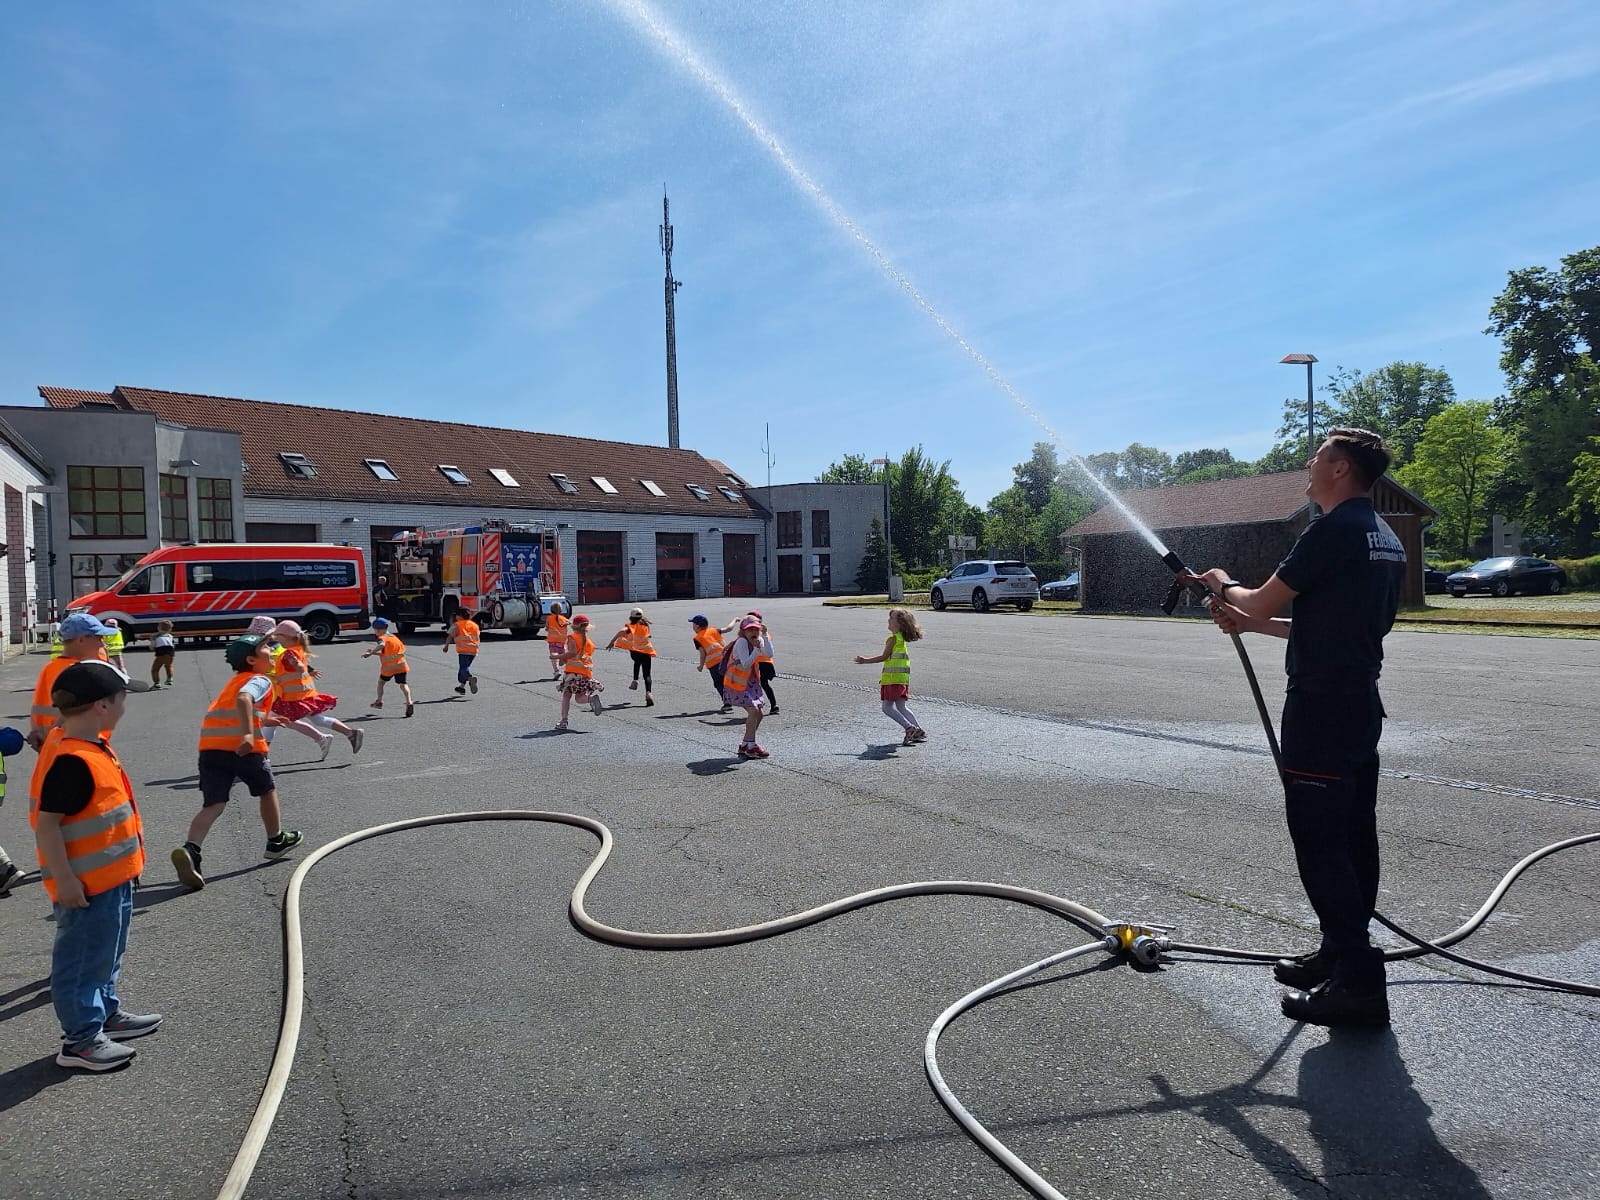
{"left": 1281, "top": 979, "right": 1390, "bottom": 1028}
{"left": 1273, "top": 948, "right": 1334, "bottom": 991}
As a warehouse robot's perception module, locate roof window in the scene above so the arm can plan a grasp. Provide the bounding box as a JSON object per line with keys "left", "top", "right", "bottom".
{"left": 279, "top": 452, "right": 317, "bottom": 479}
{"left": 489, "top": 468, "right": 520, "bottom": 488}
{"left": 364, "top": 458, "right": 399, "bottom": 481}
{"left": 591, "top": 476, "right": 619, "bottom": 495}
{"left": 640, "top": 479, "right": 666, "bottom": 497}
{"left": 724, "top": 472, "right": 747, "bottom": 488}
{"left": 438, "top": 464, "right": 471, "bottom": 486}
{"left": 716, "top": 486, "right": 742, "bottom": 503}
{"left": 549, "top": 472, "right": 579, "bottom": 494}
{"left": 686, "top": 484, "right": 712, "bottom": 501}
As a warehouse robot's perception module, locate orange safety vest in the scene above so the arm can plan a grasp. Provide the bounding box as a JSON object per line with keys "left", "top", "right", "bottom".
{"left": 615, "top": 621, "right": 656, "bottom": 656}
{"left": 562, "top": 633, "right": 594, "bottom": 679}
{"left": 723, "top": 641, "right": 759, "bottom": 692}
{"left": 29, "top": 732, "right": 144, "bottom": 902}
{"left": 545, "top": 612, "right": 569, "bottom": 644}
{"left": 30, "top": 657, "right": 75, "bottom": 734}
{"left": 378, "top": 634, "right": 409, "bottom": 675}
{"left": 274, "top": 650, "right": 318, "bottom": 704}
{"left": 198, "top": 673, "right": 270, "bottom": 755}
{"left": 451, "top": 619, "right": 481, "bottom": 655}
{"left": 693, "top": 627, "right": 725, "bottom": 668}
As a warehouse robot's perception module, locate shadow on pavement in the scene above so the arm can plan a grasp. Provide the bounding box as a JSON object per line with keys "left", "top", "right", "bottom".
{"left": 0, "top": 1055, "right": 75, "bottom": 1113}
{"left": 133, "top": 861, "right": 286, "bottom": 909}
{"left": 687, "top": 757, "right": 741, "bottom": 776}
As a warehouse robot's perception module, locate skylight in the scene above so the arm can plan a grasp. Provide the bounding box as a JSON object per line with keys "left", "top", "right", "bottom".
{"left": 438, "top": 464, "right": 471, "bottom": 486}
{"left": 724, "top": 472, "right": 747, "bottom": 488}
{"left": 549, "top": 473, "right": 579, "bottom": 494}
{"left": 686, "top": 484, "right": 712, "bottom": 501}
{"left": 716, "top": 486, "right": 742, "bottom": 503}
{"left": 364, "top": 458, "right": 399, "bottom": 481}
{"left": 640, "top": 479, "right": 666, "bottom": 497}
{"left": 489, "top": 468, "right": 520, "bottom": 487}
{"left": 591, "top": 476, "right": 619, "bottom": 495}
{"left": 279, "top": 452, "right": 317, "bottom": 479}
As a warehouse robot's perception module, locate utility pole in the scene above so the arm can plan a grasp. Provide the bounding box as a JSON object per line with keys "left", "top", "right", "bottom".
{"left": 660, "top": 188, "right": 683, "bottom": 449}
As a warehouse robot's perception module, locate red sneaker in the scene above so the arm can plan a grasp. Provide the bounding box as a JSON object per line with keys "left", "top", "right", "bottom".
{"left": 746, "top": 744, "right": 770, "bottom": 758}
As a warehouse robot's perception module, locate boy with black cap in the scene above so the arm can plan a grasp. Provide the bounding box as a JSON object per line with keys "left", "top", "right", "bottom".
{"left": 170, "top": 635, "right": 302, "bottom": 890}
{"left": 30, "top": 660, "right": 161, "bottom": 1071}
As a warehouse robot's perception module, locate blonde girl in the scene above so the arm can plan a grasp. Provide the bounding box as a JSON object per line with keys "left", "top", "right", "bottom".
{"left": 555, "top": 613, "right": 605, "bottom": 730}
{"left": 604, "top": 607, "right": 656, "bottom": 706}
{"left": 545, "top": 600, "right": 570, "bottom": 679}
{"left": 854, "top": 608, "right": 926, "bottom": 745}
{"left": 272, "top": 621, "right": 364, "bottom": 757}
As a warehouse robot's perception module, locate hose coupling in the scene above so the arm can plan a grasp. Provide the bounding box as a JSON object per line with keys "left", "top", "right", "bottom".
{"left": 1104, "top": 922, "right": 1172, "bottom": 965}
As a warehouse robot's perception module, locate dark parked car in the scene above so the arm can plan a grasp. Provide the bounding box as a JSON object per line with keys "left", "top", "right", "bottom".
{"left": 1040, "top": 572, "right": 1080, "bottom": 601}
{"left": 1423, "top": 567, "right": 1448, "bottom": 594}
{"left": 1444, "top": 556, "right": 1567, "bottom": 597}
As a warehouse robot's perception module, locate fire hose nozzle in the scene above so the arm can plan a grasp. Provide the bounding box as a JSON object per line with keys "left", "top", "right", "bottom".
{"left": 1159, "top": 550, "right": 1213, "bottom": 616}
{"left": 1129, "top": 935, "right": 1168, "bottom": 967}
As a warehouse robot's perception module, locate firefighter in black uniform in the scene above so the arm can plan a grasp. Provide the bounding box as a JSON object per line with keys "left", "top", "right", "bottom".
{"left": 1195, "top": 427, "right": 1405, "bottom": 1027}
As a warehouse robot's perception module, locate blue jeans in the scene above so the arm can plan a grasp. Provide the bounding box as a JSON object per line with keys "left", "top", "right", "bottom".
{"left": 52, "top": 879, "right": 134, "bottom": 1045}
{"left": 456, "top": 654, "right": 476, "bottom": 685}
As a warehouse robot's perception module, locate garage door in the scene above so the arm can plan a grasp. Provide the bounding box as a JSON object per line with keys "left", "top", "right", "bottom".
{"left": 576, "top": 531, "right": 624, "bottom": 605}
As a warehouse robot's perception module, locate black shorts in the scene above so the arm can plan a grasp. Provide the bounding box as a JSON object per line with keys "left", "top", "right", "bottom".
{"left": 380, "top": 671, "right": 409, "bottom": 684}
{"left": 153, "top": 649, "right": 176, "bottom": 660}
{"left": 197, "top": 749, "right": 276, "bottom": 807}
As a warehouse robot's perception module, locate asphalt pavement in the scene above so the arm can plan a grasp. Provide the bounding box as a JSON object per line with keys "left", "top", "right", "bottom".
{"left": 1, "top": 599, "right": 1596, "bottom": 1200}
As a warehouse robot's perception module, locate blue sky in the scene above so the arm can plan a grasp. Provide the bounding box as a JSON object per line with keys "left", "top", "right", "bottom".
{"left": 2, "top": 1, "right": 1596, "bottom": 507}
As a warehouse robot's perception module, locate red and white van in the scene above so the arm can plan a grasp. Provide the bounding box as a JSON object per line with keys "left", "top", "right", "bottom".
{"left": 66, "top": 544, "right": 369, "bottom": 644}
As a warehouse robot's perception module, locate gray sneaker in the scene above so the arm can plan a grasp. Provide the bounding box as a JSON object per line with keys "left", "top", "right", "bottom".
{"left": 0, "top": 861, "right": 25, "bottom": 895}
{"left": 265, "top": 830, "right": 304, "bottom": 859}
{"left": 57, "top": 1035, "right": 136, "bottom": 1072}
{"left": 468, "top": 675, "right": 479, "bottom": 694}
{"left": 589, "top": 696, "right": 604, "bottom": 714}
{"left": 347, "top": 728, "right": 364, "bottom": 755}
{"left": 103, "top": 1010, "right": 163, "bottom": 1041}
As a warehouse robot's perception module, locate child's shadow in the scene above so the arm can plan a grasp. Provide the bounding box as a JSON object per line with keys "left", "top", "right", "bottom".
{"left": 517, "top": 728, "right": 581, "bottom": 739}
{"left": 134, "top": 861, "right": 284, "bottom": 909}
{"left": 855, "top": 744, "right": 900, "bottom": 761}
{"left": 687, "top": 757, "right": 742, "bottom": 776}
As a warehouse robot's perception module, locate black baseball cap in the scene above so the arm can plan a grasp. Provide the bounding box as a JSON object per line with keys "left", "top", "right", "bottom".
{"left": 52, "top": 661, "right": 130, "bottom": 710}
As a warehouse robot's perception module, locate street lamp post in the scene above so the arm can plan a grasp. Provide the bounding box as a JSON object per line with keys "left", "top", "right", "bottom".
{"left": 870, "top": 456, "right": 893, "bottom": 598}
{"left": 1280, "top": 353, "right": 1318, "bottom": 459}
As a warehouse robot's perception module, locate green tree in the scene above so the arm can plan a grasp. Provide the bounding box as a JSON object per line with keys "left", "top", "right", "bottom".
{"left": 1172, "top": 448, "right": 1236, "bottom": 478}
{"left": 1014, "top": 442, "right": 1059, "bottom": 510}
{"left": 1395, "top": 401, "right": 1506, "bottom": 559}
{"left": 983, "top": 485, "right": 1036, "bottom": 561}
{"left": 1176, "top": 460, "right": 1255, "bottom": 485}
{"left": 1486, "top": 246, "right": 1600, "bottom": 553}
{"left": 887, "top": 446, "right": 967, "bottom": 569}
{"left": 854, "top": 516, "right": 892, "bottom": 592}
{"left": 816, "top": 453, "right": 878, "bottom": 484}
{"left": 1325, "top": 362, "right": 1456, "bottom": 469}
{"left": 1567, "top": 435, "right": 1600, "bottom": 534}
{"left": 1078, "top": 443, "right": 1175, "bottom": 491}
{"left": 1260, "top": 392, "right": 1343, "bottom": 472}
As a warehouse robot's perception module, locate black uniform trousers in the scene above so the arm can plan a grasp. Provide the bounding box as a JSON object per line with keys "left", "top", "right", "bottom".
{"left": 1279, "top": 686, "right": 1386, "bottom": 988}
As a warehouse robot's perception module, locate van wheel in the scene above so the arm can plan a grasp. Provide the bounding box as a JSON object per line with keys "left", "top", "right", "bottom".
{"left": 305, "top": 612, "right": 339, "bottom": 644}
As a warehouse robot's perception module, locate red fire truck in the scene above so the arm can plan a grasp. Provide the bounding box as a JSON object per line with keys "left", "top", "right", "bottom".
{"left": 383, "top": 519, "right": 568, "bottom": 637}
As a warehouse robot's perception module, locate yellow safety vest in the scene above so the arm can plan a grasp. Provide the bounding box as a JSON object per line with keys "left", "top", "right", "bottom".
{"left": 880, "top": 633, "right": 910, "bottom": 686}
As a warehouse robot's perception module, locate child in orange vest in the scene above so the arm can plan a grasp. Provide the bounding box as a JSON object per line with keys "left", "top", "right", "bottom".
{"left": 31, "top": 660, "right": 161, "bottom": 1070}
{"left": 722, "top": 617, "right": 773, "bottom": 758}
{"left": 272, "top": 621, "right": 363, "bottom": 758}
{"left": 170, "top": 635, "right": 302, "bottom": 891}
{"left": 444, "top": 609, "right": 481, "bottom": 695}
{"left": 363, "top": 617, "right": 415, "bottom": 716}
{"left": 605, "top": 607, "right": 656, "bottom": 706}
{"left": 555, "top": 614, "right": 605, "bottom": 729}
{"left": 690, "top": 614, "right": 731, "bottom": 713}
{"left": 545, "top": 601, "right": 570, "bottom": 679}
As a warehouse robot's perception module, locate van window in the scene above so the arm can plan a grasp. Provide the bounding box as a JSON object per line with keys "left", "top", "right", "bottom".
{"left": 187, "top": 560, "right": 358, "bottom": 591}
{"left": 119, "top": 564, "right": 175, "bottom": 596}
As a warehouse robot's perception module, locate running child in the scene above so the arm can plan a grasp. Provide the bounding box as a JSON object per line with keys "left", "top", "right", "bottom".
{"left": 170, "top": 635, "right": 302, "bottom": 890}
{"left": 854, "top": 607, "right": 927, "bottom": 745}
{"left": 101, "top": 618, "right": 127, "bottom": 675}
{"left": 363, "top": 617, "right": 415, "bottom": 716}
{"left": 722, "top": 617, "right": 773, "bottom": 758}
{"left": 723, "top": 610, "right": 778, "bottom": 713}
{"left": 545, "top": 601, "right": 570, "bottom": 679}
{"left": 31, "top": 660, "right": 161, "bottom": 1070}
{"left": 690, "top": 615, "right": 731, "bottom": 713}
{"left": 444, "top": 608, "right": 480, "bottom": 696}
{"left": 605, "top": 608, "right": 656, "bottom": 706}
{"left": 149, "top": 620, "right": 177, "bottom": 689}
{"left": 272, "top": 621, "right": 364, "bottom": 757}
{"left": 555, "top": 614, "right": 605, "bottom": 729}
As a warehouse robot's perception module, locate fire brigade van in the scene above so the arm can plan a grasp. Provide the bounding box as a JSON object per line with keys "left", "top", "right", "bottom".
{"left": 384, "top": 519, "right": 568, "bottom": 637}
{"left": 66, "top": 544, "right": 369, "bottom": 644}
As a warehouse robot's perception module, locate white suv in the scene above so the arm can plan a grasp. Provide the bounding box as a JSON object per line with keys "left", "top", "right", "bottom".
{"left": 928, "top": 560, "right": 1039, "bottom": 612}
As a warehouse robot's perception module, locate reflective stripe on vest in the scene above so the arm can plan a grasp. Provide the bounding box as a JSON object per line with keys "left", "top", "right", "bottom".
{"left": 694, "top": 628, "right": 725, "bottom": 667}
{"left": 452, "top": 621, "right": 480, "bottom": 655}
{"left": 562, "top": 633, "right": 594, "bottom": 678}
{"left": 0, "top": 751, "right": 7, "bottom": 801}
{"left": 621, "top": 622, "right": 655, "bottom": 656}
{"left": 31, "top": 657, "right": 74, "bottom": 731}
{"left": 880, "top": 632, "right": 910, "bottom": 686}
{"left": 103, "top": 629, "right": 125, "bottom": 655}
{"left": 198, "top": 674, "right": 269, "bottom": 754}
{"left": 275, "top": 653, "right": 318, "bottom": 703}
{"left": 28, "top": 736, "right": 144, "bottom": 902}
{"left": 723, "top": 643, "right": 758, "bottom": 692}
{"left": 379, "top": 635, "right": 409, "bottom": 675}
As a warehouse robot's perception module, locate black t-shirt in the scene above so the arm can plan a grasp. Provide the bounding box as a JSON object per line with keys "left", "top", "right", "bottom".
{"left": 1276, "top": 497, "right": 1404, "bottom": 693}
{"left": 37, "top": 748, "right": 101, "bottom": 817}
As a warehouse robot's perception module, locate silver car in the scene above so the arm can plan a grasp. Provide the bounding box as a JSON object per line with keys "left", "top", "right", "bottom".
{"left": 929, "top": 560, "right": 1039, "bottom": 612}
